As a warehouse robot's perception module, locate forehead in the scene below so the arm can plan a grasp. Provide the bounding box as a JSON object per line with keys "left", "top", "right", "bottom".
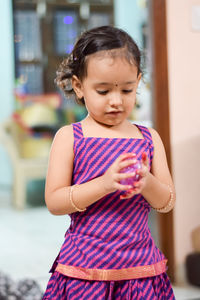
{"left": 85, "top": 51, "right": 138, "bottom": 82}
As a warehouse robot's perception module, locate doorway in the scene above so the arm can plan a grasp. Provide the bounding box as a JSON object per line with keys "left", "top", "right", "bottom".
{"left": 150, "top": 0, "right": 175, "bottom": 282}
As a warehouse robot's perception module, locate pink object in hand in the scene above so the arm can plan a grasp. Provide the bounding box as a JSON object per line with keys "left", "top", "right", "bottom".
{"left": 120, "top": 159, "right": 142, "bottom": 186}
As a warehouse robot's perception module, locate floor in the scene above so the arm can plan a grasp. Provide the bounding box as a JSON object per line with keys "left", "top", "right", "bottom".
{"left": 1, "top": 189, "right": 200, "bottom": 300}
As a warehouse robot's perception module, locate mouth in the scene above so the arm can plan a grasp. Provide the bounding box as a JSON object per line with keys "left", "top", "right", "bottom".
{"left": 106, "top": 111, "right": 123, "bottom": 115}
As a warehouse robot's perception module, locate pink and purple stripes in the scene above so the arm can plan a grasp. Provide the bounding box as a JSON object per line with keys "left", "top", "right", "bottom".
{"left": 42, "top": 271, "right": 175, "bottom": 300}
{"left": 55, "top": 122, "right": 164, "bottom": 271}
{"left": 42, "top": 122, "right": 175, "bottom": 299}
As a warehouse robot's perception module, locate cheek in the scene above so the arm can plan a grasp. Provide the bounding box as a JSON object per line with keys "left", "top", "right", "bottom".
{"left": 85, "top": 96, "right": 105, "bottom": 113}
{"left": 92, "top": 100, "right": 105, "bottom": 112}
{"left": 125, "top": 96, "right": 136, "bottom": 109}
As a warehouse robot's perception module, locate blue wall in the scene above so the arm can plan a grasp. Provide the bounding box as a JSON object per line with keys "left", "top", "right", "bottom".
{"left": 114, "top": 0, "right": 147, "bottom": 48}
{"left": 0, "top": 0, "right": 14, "bottom": 186}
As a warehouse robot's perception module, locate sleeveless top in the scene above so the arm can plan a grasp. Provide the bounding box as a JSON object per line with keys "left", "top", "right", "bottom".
{"left": 52, "top": 122, "right": 167, "bottom": 280}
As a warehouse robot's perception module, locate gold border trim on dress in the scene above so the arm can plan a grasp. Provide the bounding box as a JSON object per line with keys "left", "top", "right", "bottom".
{"left": 55, "top": 259, "right": 167, "bottom": 281}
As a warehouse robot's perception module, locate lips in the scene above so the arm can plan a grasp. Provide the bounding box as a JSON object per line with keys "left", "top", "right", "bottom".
{"left": 106, "top": 111, "right": 123, "bottom": 114}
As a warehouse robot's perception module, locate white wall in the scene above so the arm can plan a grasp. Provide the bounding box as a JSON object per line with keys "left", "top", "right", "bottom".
{"left": 166, "top": 0, "right": 200, "bottom": 283}
{"left": 0, "top": 0, "right": 14, "bottom": 187}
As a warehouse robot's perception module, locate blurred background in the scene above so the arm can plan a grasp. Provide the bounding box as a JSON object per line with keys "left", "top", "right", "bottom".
{"left": 0, "top": 0, "right": 200, "bottom": 299}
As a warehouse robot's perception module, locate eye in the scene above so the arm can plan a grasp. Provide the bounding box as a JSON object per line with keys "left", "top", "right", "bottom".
{"left": 96, "top": 90, "right": 108, "bottom": 95}
{"left": 122, "top": 89, "right": 133, "bottom": 94}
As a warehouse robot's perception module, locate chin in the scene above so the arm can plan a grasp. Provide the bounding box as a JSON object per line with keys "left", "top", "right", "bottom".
{"left": 104, "top": 119, "right": 123, "bottom": 127}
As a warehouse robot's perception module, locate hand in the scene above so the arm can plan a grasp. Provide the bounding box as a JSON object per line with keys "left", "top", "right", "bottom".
{"left": 102, "top": 153, "right": 138, "bottom": 194}
{"left": 120, "top": 152, "right": 150, "bottom": 199}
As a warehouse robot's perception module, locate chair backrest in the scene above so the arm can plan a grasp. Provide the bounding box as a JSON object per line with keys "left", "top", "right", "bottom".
{"left": 0, "top": 118, "right": 53, "bottom": 162}
{"left": 0, "top": 119, "right": 22, "bottom": 164}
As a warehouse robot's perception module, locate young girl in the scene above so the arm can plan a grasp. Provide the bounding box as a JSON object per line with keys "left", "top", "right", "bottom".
{"left": 42, "top": 26, "right": 176, "bottom": 299}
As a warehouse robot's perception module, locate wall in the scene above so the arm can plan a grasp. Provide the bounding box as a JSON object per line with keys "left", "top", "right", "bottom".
{"left": 114, "top": 0, "right": 147, "bottom": 48}
{"left": 0, "top": 0, "right": 14, "bottom": 187}
{"left": 0, "top": 0, "right": 144, "bottom": 188}
{"left": 166, "top": 0, "right": 200, "bottom": 283}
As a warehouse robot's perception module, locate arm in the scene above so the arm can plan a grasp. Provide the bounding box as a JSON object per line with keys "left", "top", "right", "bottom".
{"left": 45, "top": 125, "right": 138, "bottom": 215}
{"left": 45, "top": 125, "right": 108, "bottom": 215}
{"left": 132, "top": 128, "right": 176, "bottom": 213}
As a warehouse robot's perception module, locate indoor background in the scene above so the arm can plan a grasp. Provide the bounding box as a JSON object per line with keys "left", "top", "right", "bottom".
{"left": 0, "top": 0, "right": 200, "bottom": 299}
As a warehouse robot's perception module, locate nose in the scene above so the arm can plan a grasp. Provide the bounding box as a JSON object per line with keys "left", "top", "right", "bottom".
{"left": 109, "top": 91, "right": 123, "bottom": 107}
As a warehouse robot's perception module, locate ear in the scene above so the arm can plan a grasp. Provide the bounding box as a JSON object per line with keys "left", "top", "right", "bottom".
{"left": 72, "top": 75, "right": 84, "bottom": 99}
{"left": 135, "top": 72, "right": 142, "bottom": 90}
{"left": 137, "top": 72, "right": 142, "bottom": 84}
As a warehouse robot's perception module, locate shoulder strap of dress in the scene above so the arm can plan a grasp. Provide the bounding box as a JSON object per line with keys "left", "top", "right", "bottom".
{"left": 135, "top": 124, "right": 152, "bottom": 143}
{"left": 135, "top": 124, "right": 154, "bottom": 164}
{"left": 72, "top": 122, "right": 84, "bottom": 140}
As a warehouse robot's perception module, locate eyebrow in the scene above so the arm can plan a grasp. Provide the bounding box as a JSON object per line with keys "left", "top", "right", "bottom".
{"left": 95, "top": 81, "right": 136, "bottom": 85}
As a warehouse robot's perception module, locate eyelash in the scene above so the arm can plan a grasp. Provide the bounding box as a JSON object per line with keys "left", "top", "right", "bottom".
{"left": 97, "top": 90, "right": 133, "bottom": 95}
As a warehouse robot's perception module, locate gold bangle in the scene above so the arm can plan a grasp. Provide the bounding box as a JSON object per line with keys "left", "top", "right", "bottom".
{"left": 154, "top": 185, "right": 174, "bottom": 213}
{"left": 69, "top": 185, "right": 86, "bottom": 212}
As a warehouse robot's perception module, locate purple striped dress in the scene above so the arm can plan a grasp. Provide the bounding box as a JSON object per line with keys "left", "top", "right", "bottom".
{"left": 42, "top": 122, "right": 175, "bottom": 299}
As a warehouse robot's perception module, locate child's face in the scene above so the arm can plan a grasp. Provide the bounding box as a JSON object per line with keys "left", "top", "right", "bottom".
{"left": 72, "top": 53, "right": 141, "bottom": 127}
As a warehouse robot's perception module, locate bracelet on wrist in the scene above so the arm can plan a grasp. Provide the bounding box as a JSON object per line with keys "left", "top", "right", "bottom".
{"left": 69, "top": 185, "right": 86, "bottom": 212}
{"left": 154, "top": 185, "right": 174, "bottom": 213}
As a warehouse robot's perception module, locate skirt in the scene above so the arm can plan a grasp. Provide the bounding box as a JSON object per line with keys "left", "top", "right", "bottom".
{"left": 42, "top": 271, "right": 175, "bottom": 300}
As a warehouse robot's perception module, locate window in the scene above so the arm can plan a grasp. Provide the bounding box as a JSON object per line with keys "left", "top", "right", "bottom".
{"left": 13, "top": 0, "right": 113, "bottom": 96}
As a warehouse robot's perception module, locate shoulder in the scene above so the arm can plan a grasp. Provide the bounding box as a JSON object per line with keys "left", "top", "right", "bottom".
{"left": 135, "top": 124, "right": 160, "bottom": 144}
{"left": 148, "top": 127, "right": 164, "bottom": 146}
{"left": 148, "top": 127, "right": 167, "bottom": 158}
{"left": 50, "top": 124, "right": 74, "bottom": 153}
{"left": 54, "top": 124, "right": 73, "bottom": 140}
{"left": 139, "top": 126, "right": 166, "bottom": 155}
{"left": 148, "top": 127, "right": 162, "bottom": 142}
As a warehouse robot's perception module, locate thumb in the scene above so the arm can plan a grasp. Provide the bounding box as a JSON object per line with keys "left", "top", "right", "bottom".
{"left": 141, "top": 152, "right": 149, "bottom": 167}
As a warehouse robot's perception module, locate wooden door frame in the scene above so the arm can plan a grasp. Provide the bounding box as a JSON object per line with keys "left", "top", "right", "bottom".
{"left": 150, "top": 0, "right": 175, "bottom": 282}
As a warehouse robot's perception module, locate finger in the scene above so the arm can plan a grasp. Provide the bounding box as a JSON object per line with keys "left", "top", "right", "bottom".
{"left": 123, "top": 152, "right": 136, "bottom": 158}
{"left": 120, "top": 192, "right": 132, "bottom": 199}
{"left": 133, "top": 176, "right": 145, "bottom": 187}
{"left": 132, "top": 182, "right": 141, "bottom": 190}
{"left": 114, "top": 182, "right": 133, "bottom": 191}
{"left": 112, "top": 154, "right": 135, "bottom": 171}
{"left": 115, "top": 172, "right": 136, "bottom": 181}
{"left": 136, "top": 165, "right": 148, "bottom": 177}
{"left": 118, "top": 153, "right": 136, "bottom": 163}
{"left": 133, "top": 186, "right": 141, "bottom": 194}
{"left": 118, "top": 159, "right": 137, "bottom": 171}
{"left": 113, "top": 153, "right": 136, "bottom": 172}
{"left": 142, "top": 152, "right": 149, "bottom": 167}
{"left": 120, "top": 189, "right": 136, "bottom": 199}
{"left": 133, "top": 180, "right": 145, "bottom": 194}
{"left": 120, "top": 194, "right": 131, "bottom": 199}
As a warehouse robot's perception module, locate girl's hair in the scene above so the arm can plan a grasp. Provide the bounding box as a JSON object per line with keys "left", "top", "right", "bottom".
{"left": 55, "top": 25, "right": 142, "bottom": 104}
